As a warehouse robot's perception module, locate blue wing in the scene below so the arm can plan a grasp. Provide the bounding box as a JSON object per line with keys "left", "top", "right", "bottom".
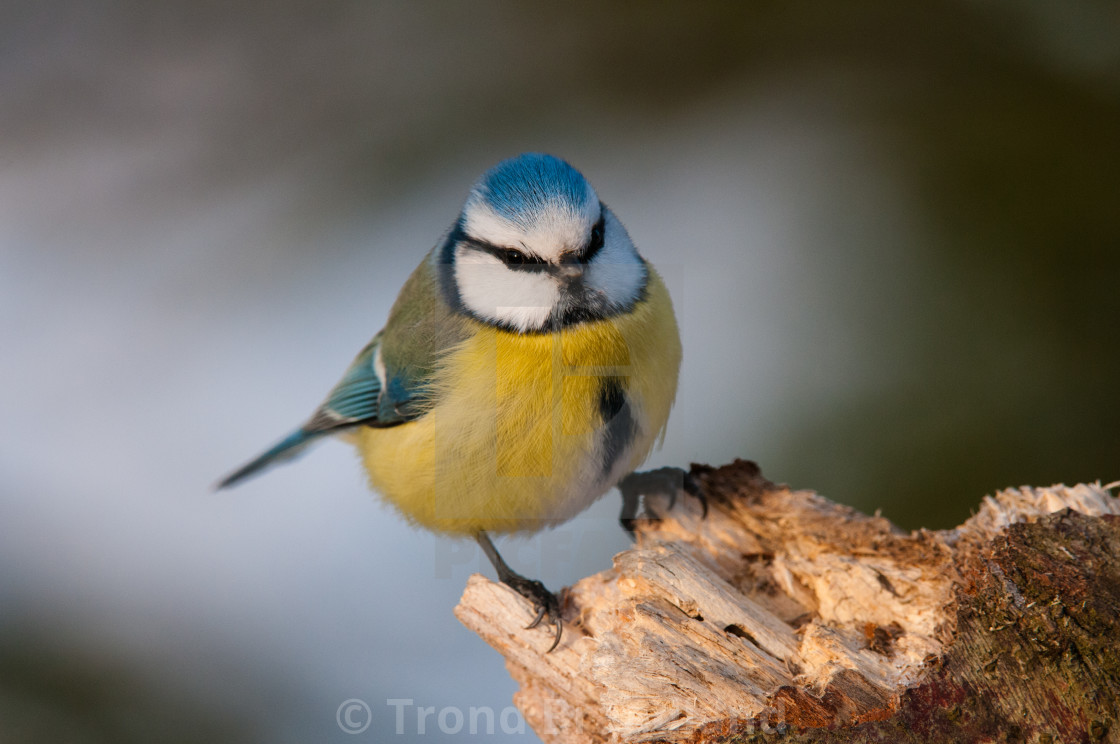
{"left": 217, "top": 335, "right": 420, "bottom": 489}
{"left": 304, "top": 338, "right": 385, "bottom": 431}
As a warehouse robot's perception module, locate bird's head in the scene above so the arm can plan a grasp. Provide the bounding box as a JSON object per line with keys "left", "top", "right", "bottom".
{"left": 440, "top": 153, "right": 647, "bottom": 332}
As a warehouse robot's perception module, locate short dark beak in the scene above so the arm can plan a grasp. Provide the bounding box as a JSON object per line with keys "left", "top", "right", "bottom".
{"left": 556, "top": 263, "right": 584, "bottom": 280}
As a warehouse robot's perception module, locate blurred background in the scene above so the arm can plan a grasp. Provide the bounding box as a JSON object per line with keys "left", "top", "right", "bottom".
{"left": 2, "top": 1, "right": 1118, "bottom": 741}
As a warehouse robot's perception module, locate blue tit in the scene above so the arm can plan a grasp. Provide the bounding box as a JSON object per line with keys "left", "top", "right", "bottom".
{"left": 219, "top": 153, "right": 694, "bottom": 650}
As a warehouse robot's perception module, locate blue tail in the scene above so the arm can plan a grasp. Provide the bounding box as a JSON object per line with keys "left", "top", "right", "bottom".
{"left": 216, "top": 428, "right": 321, "bottom": 490}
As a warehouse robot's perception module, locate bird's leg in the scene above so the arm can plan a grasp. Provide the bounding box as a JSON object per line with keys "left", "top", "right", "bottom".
{"left": 475, "top": 531, "right": 563, "bottom": 652}
{"left": 617, "top": 466, "right": 707, "bottom": 538}
{"left": 618, "top": 486, "right": 642, "bottom": 536}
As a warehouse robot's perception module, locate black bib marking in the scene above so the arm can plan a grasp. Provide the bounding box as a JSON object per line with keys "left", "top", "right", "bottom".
{"left": 599, "top": 377, "right": 636, "bottom": 477}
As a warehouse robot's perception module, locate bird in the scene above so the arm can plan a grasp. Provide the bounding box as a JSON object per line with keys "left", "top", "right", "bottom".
{"left": 218, "top": 153, "right": 698, "bottom": 651}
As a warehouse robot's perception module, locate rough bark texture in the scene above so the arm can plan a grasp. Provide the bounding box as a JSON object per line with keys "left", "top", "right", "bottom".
{"left": 454, "top": 460, "right": 1120, "bottom": 743}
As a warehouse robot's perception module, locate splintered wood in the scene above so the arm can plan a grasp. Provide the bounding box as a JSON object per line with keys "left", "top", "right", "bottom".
{"left": 454, "top": 460, "right": 1120, "bottom": 743}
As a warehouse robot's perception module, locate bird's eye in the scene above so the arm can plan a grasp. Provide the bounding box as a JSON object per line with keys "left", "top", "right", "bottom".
{"left": 586, "top": 217, "right": 606, "bottom": 257}
{"left": 503, "top": 249, "right": 527, "bottom": 265}
{"left": 590, "top": 225, "right": 604, "bottom": 250}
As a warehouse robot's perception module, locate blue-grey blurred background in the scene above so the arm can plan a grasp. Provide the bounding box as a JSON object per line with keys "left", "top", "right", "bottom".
{"left": 2, "top": 1, "right": 1118, "bottom": 741}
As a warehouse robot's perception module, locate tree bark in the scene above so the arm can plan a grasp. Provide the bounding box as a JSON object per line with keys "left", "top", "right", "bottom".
{"left": 455, "top": 460, "right": 1120, "bottom": 743}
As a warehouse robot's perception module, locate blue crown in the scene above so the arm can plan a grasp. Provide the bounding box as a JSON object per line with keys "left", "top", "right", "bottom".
{"left": 469, "top": 153, "right": 592, "bottom": 228}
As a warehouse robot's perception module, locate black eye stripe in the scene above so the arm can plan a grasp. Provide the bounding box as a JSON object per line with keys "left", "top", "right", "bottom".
{"left": 461, "top": 238, "right": 547, "bottom": 270}
{"left": 499, "top": 246, "right": 546, "bottom": 267}
{"left": 456, "top": 212, "right": 606, "bottom": 271}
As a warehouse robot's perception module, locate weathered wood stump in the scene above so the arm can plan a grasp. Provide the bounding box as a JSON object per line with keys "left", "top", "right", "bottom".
{"left": 455, "top": 460, "right": 1120, "bottom": 743}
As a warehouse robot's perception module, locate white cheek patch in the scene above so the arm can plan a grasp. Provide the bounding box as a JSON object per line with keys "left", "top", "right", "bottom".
{"left": 585, "top": 213, "right": 646, "bottom": 308}
{"left": 454, "top": 245, "right": 560, "bottom": 331}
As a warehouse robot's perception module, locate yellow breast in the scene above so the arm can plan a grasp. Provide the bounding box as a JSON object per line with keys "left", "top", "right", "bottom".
{"left": 354, "top": 269, "right": 681, "bottom": 535}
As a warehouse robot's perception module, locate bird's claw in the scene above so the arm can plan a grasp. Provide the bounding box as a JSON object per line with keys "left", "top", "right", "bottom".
{"left": 682, "top": 469, "right": 708, "bottom": 518}
{"left": 618, "top": 466, "right": 707, "bottom": 537}
{"left": 502, "top": 575, "right": 563, "bottom": 652}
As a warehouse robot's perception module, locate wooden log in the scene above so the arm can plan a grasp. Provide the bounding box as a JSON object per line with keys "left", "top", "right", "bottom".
{"left": 454, "top": 460, "right": 1120, "bottom": 743}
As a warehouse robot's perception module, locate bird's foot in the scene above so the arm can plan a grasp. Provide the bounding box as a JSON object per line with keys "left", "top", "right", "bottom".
{"left": 618, "top": 466, "right": 707, "bottom": 537}
{"left": 501, "top": 574, "right": 563, "bottom": 652}
{"left": 475, "top": 530, "right": 564, "bottom": 652}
